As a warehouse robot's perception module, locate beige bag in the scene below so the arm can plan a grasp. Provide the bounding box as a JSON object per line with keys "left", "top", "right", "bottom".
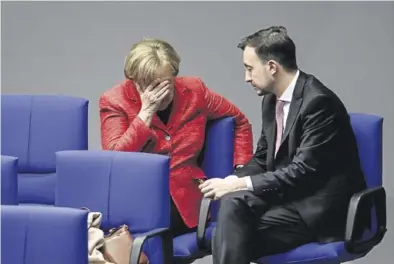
{"left": 103, "top": 224, "right": 149, "bottom": 264}
{"left": 85, "top": 210, "right": 114, "bottom": 264}
{"left": 81, "top": 207, "right": 148, "bottom": 264}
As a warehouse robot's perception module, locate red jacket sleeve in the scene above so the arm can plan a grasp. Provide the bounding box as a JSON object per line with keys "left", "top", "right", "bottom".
{"left": 199, "top": 79, "right": 253, "bottom": 166}
{"left": 99, "top": 95, "right": 154, "bottom": 152}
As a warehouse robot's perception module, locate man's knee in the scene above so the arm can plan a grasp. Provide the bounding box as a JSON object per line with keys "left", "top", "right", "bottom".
{"left": 218, "top": 191, "right": 251, "bottom": 215}
{"left": 219, "top": 190, "right": 269, "bottom": 219}
{"left": 221, "top": 190, "right": 250, "bottom": 204}
{"left": 222, "top": 190, "right": 251, "bottom": 200}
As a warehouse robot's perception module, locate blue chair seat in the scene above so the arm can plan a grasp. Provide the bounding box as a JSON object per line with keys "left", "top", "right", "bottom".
{"left": 256, "top": 242, "right": 362, "bottom": 264}
{"left": 173, "top": 223, "right": 216, "bottom": 258}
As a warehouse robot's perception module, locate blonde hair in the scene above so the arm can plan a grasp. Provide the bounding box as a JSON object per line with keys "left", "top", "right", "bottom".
{"left": 124, "top": 38, "right": 181, "bottom": 86}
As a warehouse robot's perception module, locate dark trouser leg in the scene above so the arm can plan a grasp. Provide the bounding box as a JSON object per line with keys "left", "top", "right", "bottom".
{"left": 170, "top": 197, "right": 196, "bottom": 237}
{"left": 212, "top": 191, "right": 314, "bottom": 264}
{"left": 248, "top": 204, "right": 314, "bottom": 260}
{"left": 212, "top": 190, "right": 269, "bottom": 264}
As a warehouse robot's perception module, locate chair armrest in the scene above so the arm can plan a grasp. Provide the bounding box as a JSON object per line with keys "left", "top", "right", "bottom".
{"left": 130, "top": 228, "right": 172, "bottom": 264}
{"left": 197, "top": 198, "right": 213, "bottom": 251}
{"left": 344, "top": 186, "right": 387, "bottom": 254}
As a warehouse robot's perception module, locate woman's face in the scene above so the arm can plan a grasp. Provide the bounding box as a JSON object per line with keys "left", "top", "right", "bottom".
{"left": 153, "top": 66, "right": 175, "bottom": 111}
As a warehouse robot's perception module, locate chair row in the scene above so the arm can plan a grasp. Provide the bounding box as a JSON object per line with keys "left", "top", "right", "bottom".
{"left": 1, "top": 150, "right": 177, "bottom": 264}
{"left": 1, "top": 94, "right": 387, "bottom": 264}
{"left": 1, "top": 94, "right": 235, "bottom": 264}
{"left": 0, "top": 94, "right": 234, "bottom": 206}
{"left": 1, "top": 147, "right": 229, "bottom": 264}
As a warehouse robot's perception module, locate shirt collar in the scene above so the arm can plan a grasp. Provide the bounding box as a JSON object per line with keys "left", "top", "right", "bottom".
{"left": 279, "top": 70, "right": 299, "bottom": 103}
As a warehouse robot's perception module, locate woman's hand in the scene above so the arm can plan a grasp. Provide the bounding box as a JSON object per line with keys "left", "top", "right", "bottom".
{"left": 140, "top": 78, "right": 171, "bottom": 114}
{"left": 137, "top": 78, "right": 171, "bottom": 127}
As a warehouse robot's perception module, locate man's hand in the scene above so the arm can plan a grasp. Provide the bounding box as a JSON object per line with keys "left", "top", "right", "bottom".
{"left": 199, "top": 177, "right": 247, "bottom": 200}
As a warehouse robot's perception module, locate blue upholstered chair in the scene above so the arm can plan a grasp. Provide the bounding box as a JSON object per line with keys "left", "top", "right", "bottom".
{"left": 1, "top": 94, "right": 89, "bottom": 205}
{"left": 173, "top": 117, "right": 235, "bottom": 263}
{"left": 1, "top": 205, "right": 88, "bottom": 264}
{"left": 199, "top": 113, "right": 387, "bottom": 264}
{"left": 55, "top": 150, "right": 173, "bottom": 264}
{"left": 1, "top": 155, "right": 19, "bottom": 205}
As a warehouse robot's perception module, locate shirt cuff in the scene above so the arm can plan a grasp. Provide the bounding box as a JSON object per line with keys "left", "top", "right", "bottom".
{"left": 244, "top": 176, "right": 254, "bottom": 191}
{"left": 225, "top": 175, "right": 254, "bottom": 191}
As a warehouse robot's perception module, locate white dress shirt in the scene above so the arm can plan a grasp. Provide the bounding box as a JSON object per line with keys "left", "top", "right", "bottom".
{"left": 228, "top": 70, "right": 300, "bottom": 191}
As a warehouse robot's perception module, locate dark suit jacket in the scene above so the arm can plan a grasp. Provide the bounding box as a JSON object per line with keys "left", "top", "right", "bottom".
{"left": 235, "top": 71, "right": 367, "bottom": 242}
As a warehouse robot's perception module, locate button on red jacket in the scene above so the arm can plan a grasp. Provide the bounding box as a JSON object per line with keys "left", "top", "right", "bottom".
{"left": 99, "top": 76, "right": 253, "bottom": 227}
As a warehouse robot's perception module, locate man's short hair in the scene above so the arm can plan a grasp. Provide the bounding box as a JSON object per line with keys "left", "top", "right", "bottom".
{"left": 237, "top": 26, "right": 298, "bottom": 71}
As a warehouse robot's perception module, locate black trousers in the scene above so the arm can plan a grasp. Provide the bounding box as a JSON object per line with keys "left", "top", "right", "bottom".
{"left": 212, "top": 190, "right": 315, "bottom": 264}
{"left": 170, "top": 198, "right": 196, "bottom": 237}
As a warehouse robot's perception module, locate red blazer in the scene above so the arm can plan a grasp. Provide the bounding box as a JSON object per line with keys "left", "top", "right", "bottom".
{"left": 99, "top": 76, "right": 253, "bottom": 227}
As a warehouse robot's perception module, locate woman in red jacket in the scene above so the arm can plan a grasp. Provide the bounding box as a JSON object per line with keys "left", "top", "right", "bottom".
{"left": 99, "top": 38, "right": 253, "bottom": 236}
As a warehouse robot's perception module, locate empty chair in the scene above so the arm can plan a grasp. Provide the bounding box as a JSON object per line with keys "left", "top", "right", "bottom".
{"left": 1, "top": 155, "right": 19, "bottom": 205}
{"left": 55, "top": 150, "right": 173, "bottom": 264}
{"left": 1, "top": 205, "right": 88, "bottom": 264}
{"left": 1, "top": 94, "right": 89, "bottom": 204}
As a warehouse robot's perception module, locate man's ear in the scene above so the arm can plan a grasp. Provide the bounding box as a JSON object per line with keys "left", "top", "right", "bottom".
{"left": 267, "top": 60, "right": 278, "bottom": 75}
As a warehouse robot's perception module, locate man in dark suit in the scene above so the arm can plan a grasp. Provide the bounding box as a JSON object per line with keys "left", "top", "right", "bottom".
{"left": 199, "top": 26, "right": 367, "bottom": 264}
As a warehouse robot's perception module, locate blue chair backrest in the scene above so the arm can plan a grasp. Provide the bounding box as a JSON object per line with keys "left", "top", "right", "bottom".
{"left": 1, "top": 205, "right": 88, "bottom": 264}
{"left": 199, "top": 117, "right": 235, "bottom": 178}
{"left": 350, "top": 113, "right": 383, "bottom": 238}
{"left": 55, "top": 150, "right": 170, "bottom": 233}
{"left": 349, "top": 113, "right": 383, "bottom": 188}
{"left": 1, "top": 94, "right": 89, "bottom": 204}
{"left": 198, "top": 117, "right": 235, "bottom": 220}
{"left": 1, "top": 155, "right": 19, "bottom": 205}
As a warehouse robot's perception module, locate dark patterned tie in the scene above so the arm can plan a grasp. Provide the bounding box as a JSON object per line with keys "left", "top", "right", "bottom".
{"left": 275, "top": 100, "right": 285, "bottom": 155}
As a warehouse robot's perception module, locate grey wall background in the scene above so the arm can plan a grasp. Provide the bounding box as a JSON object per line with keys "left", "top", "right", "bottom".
{"left": 2, "top": 1, "right": 393, "bottom": 263}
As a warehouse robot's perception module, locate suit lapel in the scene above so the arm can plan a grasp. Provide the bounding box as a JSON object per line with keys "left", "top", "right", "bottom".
{"left": 280, "top": 71, "right": 306, "bottom": 144}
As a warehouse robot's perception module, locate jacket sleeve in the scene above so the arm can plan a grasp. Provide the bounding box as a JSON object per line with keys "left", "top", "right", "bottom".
{"left": 250, "top": 95, "right": 345, "bottom": 196}
{"left": 235, "top": 99, "right": 268, "bottom": 176}
{"left": 99, "top": 95, "right": 155, "bottom": 152}
{"left": 199, "top": 79, "right": 253, "bottom": 166}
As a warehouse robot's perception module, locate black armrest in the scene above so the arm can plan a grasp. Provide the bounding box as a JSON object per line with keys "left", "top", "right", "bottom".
{"left": 344, "top": 186, "right": 387, "bottom": 254}
{"left": 196, "top": 197, "right": 213, "bottom": 251}
{"left": 129, "top": 227, "right": 172, "bottom": 264}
